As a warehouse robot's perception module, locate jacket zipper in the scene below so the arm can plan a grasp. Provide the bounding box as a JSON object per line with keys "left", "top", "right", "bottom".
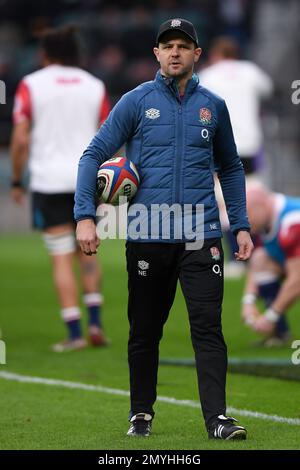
{"left": 175, "top": 100, "right": 183, "bottom": 204}
{"left": 170, "top": 82, "right": 183, "bottom": 205}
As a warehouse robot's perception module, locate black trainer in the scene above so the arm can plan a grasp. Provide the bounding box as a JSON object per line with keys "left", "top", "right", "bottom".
{"left": 127, "top": 413, "right": 152, "bottom": 437}
{"left": 208, "top": 415, "right": 247, "bottom": 440}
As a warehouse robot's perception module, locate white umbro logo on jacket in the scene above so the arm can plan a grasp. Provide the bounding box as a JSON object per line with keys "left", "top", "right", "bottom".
{"left": 145, "top": 108, "right": 160, "bottom": 120}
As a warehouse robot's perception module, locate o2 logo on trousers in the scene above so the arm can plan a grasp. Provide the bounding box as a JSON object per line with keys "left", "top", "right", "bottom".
{"left": 212, "top": 264, "right": 222, "bottom": 276}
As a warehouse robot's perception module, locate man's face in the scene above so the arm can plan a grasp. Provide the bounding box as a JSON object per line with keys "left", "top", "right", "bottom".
{"left": 153, "top": 32, "right": 201, "bottom": 80}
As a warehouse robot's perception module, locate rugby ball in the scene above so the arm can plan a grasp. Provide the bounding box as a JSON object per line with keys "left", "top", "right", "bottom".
{"left": 96, "top": 157, "right": 140, "bottom": 205}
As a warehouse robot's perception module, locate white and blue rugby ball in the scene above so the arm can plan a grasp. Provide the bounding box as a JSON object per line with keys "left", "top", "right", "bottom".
{"left": 96, "top": 157, "right": 140, "bottom": 205}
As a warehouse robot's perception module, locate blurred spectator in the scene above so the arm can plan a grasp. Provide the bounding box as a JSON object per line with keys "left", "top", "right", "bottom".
{"left": 122, "top": 6, "right": 155, "bottom": 59}
{"left": 89, "top": 44, "right": 127, "bottom": 100}
{"left": 218, "top": 0, "right": 253, "bottom": 45}
{"left": 125, "top": 58, "right": 158, "bottom": 90}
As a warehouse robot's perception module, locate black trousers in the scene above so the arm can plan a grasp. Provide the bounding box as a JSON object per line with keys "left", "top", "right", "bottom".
{"left": 126, "top": 238, "right": 227, "bottom": 430}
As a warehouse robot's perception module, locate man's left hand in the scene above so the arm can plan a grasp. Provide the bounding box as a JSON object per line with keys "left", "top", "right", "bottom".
{"left": 235, "top": 230, "right": 254, "bottom": 261}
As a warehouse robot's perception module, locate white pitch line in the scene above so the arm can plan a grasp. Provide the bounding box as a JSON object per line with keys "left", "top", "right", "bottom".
{"left": 1, "top": 370, "right": 300, "bottom": 426}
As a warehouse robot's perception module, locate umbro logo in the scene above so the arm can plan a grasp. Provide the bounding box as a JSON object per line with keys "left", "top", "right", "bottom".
{"left": 138, "top": 260, "right": 149, "bottom": 270}
{"left": 138, "top": 260, "right": 149, "bottom": 276}
{"left": 145, "top": 108, "right": 160, "bottom": 120}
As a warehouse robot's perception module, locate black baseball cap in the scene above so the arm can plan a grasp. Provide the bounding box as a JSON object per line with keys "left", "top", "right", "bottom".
{"left": 156, "top": 18, "right": 199, "bottom": 47}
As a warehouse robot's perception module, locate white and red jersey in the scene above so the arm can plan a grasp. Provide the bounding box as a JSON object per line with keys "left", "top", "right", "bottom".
{"left": 13, "top": 64, "right": 110, "bottom": 193}
{"left": 199, "top": 60, "right": 273, "bottom": 156}
{"left": 263, "top": 194, "right": 300, "bottom": 265}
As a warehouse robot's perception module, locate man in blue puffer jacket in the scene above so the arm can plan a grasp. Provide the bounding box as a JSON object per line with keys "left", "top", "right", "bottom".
{"left": 75, "top": 18, "right": 253, "bottom": 440}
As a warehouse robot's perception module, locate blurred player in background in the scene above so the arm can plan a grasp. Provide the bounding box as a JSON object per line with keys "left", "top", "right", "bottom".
{"left": 199, "top": 37, "right": 273, "bottom": 278}
{"left": 242, "top": 183, "right": 298, "bottom": 345}
{"left": 10, "top": 26, "right": 110, "bottom": 352}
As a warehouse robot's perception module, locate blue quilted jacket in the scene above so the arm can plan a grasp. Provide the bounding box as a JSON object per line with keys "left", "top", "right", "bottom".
{"left": 74, "top": 71, "right": 250, "bottom": 242}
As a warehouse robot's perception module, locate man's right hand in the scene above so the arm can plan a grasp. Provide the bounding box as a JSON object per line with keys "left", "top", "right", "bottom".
{"left": 76, "top": 219, "right": 100, "bottom": 256}
{"left": 242, "top": 304, "right": 260, "bottom": 327}
{"left": 11, "top": 187, "right": 26, "bottom": 205}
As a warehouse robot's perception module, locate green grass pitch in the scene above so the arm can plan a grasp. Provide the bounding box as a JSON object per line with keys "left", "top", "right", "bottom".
{"left": 0, "top": 234, "right": 300, "bottom": 450}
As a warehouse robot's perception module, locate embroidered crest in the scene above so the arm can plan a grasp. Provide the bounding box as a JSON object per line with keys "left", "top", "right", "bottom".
{"left": 145, "top": 108, "right": 160, "bottom": 120}
{"left": 171, "top": 19, "right": 181, "bottom": 27}
{"left": 199, "top": 108, "right": 212, "bottom": 125}
{"left": 210, "top": 247, "right": 220, "bottom": 261}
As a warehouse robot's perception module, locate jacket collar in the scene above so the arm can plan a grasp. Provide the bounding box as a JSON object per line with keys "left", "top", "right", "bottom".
{"left": 155, "top": 70, "right": 199, "bottom": 98}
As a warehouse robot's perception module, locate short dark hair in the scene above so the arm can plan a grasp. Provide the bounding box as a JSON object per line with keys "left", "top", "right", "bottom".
{"left": 209, "top": 37, "right": 240, "bottom": 59}
{"left": 40, "top": 26, "right": 80, "bottom": 66}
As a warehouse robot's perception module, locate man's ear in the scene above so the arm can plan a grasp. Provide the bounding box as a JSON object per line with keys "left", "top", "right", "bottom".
{"left": 153, "top": 47, "right": 160, "bottom": 63}
{"left": 194, "top": 47, "right": 202, "bottom": 64}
